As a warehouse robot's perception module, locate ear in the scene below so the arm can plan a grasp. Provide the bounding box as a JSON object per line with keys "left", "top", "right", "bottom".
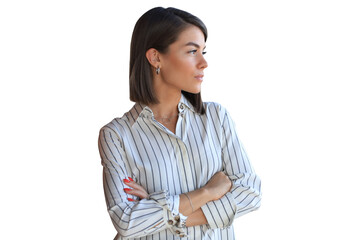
{"left": 145, "top": 48, "right": 161, "bottom": 68}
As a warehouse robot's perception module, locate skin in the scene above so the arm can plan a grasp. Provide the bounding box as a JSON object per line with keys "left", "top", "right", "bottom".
{"left": 155, "top": 25, "right": 208, "bottom": 96}
{"left": 125, "top": 25, "right": 232, "bottom": 227}
{"left": 145, "top": 25, "right": 208, "bottom": 133}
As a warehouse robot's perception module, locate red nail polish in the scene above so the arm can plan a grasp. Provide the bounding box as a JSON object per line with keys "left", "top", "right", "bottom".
{"left": 124, "top": 188, "right": 131, "bottom": 192}
{"left": 128, "top": 177, "right": 134, "bottom": 182}
{"left": 123, "top": 179, "right": 130, "bottom": 183}
{"left": 127, "top": 198, "right": 134, "bottom": 202}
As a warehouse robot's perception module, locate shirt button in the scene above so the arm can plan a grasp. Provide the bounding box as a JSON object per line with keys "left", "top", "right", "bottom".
{"left": 167, "top": 220, "right": 174, "bottom": 225}
{"left": 179, "top": 234, "right": 185, "bottom": 237}
{"left": 174, "top": 215, "right": 180, "bottom": 221}
{"left": 175, "top": 230, "right": 181, "bottom": 234}
{"left": 180, "top": 104, "right": 184, "bottom": 110}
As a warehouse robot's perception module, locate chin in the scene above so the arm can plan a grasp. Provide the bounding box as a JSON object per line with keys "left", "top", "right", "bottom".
{"left": 183, "top": 85, "right": 201, "bottom": 94}
{"left": 184, "top": 88, "right": 201, "bottom": 94}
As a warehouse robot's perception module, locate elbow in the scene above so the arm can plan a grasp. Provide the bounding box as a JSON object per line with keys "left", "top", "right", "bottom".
{"left": 110, "top": 217, "right": 137, "bottom": 239}
{"left": 115, "top": 228, "right": 129, "bottom": 239}
{"left": 108, "top": 207, "right": 139, "bottom": 238}
{"left": 249, "top": 175, "right": 262, "bottom": 211}
{"left": 108, "top": 210, "right": 131, "bottom": 238}
{"left": 252, "top": 193, "right": 262, "bottom": 211}
{"left": 108, "top": 207, "right": 165, "bottom": 238}
{"left": 251, "top": 180, "right": 262, "bottom": 211}
{"left": 235, "top": 183, "right": 262, "bottom": 217}
{"left": 248, "top": 186, "right": 262, "bottom": 212}
{"left": 236, "top": 192, "right": 261, "bottom": 217}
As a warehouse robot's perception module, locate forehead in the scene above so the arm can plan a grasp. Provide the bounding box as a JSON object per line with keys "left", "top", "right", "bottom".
{"left": 174, "top": 25, "right": 206, "bottom": 47}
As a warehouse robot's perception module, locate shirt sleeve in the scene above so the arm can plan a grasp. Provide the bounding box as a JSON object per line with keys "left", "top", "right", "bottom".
{"left": 201, "top": 107, "right": 262, "bottom": 229}
{"left": 98, "top": 126, "right": 187, "bottom": 238}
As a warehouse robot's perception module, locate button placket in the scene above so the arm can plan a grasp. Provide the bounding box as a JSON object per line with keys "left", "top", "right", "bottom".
{"left": 178, "top": 103, "right": 186, "bottom": 113}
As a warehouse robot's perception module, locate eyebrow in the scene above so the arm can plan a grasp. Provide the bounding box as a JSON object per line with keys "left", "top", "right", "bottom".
{"left": 184, "top": 42, "right": 206, "bottom": 49}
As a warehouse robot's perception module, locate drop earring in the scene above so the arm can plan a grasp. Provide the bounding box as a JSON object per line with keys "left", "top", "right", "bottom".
{"left": 156, "top": 66, "right": 160, "bottom": 75}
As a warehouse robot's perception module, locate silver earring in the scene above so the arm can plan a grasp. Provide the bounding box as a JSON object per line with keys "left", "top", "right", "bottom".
{"left": 156, "top": 67, "right": 160, "bottom": 75}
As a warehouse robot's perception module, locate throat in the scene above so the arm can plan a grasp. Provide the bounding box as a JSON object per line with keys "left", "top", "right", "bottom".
{"left": 155, "top": 115, "right": 178, "bottom": 134}
{"left": 155, "top": 114, "right": 178, "bottom": 124}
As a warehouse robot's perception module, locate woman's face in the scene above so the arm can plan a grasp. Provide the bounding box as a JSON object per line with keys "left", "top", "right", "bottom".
{"left": 158, "top": 25, "right": 208, "bottom": 94}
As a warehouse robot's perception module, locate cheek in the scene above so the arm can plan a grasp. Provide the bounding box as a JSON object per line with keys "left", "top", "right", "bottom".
{"left": 172, "top": 59, "right": 193, "bottom": 75}
{"left": 166, "top": 55, "right": 193, "bottom": 73}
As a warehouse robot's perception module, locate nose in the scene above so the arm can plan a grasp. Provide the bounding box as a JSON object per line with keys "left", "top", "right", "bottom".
{"left": 198, "top": 54, "right": 208, "bottom": 69}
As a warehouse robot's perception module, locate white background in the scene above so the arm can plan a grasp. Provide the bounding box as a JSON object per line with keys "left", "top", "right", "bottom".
{"left": 1, "top": 0, "right": 359, "bottom": 239}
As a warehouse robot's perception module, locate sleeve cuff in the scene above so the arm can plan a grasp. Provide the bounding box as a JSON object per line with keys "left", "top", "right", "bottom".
{"left": 148, "top": 190, "right": 188, "bottom": 237}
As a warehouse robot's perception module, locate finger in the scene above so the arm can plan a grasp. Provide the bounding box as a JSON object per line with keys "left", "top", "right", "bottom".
{"left": 123, "top": 178, "right": 149, "bottom": 199}
{"left": 124, "top": 188, "right": 149, "bottom": 199}
{"left": 127, "top": 197, "right": 139, "bottom": 202}
{"left": 123, "top": 186, "right": 147, "bottom": 196}
{"left": 123, "top": 178, "right": 147, "bottom": 191}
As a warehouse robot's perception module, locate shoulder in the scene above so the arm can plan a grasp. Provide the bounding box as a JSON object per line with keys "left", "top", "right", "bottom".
{"left": 203, "top": 101, "right": 225, "bottom": 111}
{"left": 100, "top": 117, "right": 125, "bottom": 133}
{"left": 98, "top": 118, "right": 127, "bottom": 145}
{"left": 202, "top": 101, "right": 240, "bottom": 135}
{"left": 202, "top": 101, "right": 229, "bottom": 122}
{"left": 99, "top": 104, "right": 140, "bottom": 140}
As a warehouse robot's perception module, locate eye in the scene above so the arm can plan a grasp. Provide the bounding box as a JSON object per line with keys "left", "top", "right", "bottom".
{"left": 188, "top": 50, "right": 207, "bottom": 55}
{"left": 188, "top": 49, "right": 197, "bottom": 54}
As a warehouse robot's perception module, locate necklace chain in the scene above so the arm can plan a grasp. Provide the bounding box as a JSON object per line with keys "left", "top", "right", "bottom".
{"left": 154, "top": 113, "right": 179, "bottom": 124}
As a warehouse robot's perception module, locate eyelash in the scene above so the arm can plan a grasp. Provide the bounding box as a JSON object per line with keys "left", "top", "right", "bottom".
{"left": 189, "top": 50, "right": 207, "bottom": 55}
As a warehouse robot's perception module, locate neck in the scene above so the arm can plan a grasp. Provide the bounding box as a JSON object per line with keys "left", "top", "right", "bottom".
{"left": 148, "top": 90, "right": 181, "bottom": 118}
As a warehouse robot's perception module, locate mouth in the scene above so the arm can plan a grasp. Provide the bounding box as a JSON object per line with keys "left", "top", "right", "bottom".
{"left": 195, "top": 74, "right": 204, "bottom": 81}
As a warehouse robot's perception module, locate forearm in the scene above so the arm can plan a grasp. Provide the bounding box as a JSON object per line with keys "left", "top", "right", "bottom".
{"left": 177, "top": 171, "right": 233, "bottom": 227}
{"left": 178, "top": 188, "right": 209, "bottom": 227}
{"left": 185, "top": 208, "right": 207, "bottom": 226}
{"left": 179, "top": 188, "right": 210, "bottom": 216}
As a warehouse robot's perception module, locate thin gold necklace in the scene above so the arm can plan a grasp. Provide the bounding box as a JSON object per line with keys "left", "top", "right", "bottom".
{"left": 154, "top": 114, "right": 179, "bottom": 124}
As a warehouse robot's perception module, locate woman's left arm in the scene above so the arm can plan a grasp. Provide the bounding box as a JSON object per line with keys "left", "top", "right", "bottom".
{"left": 200, "top": 106, "right": 262, "bottom": 229}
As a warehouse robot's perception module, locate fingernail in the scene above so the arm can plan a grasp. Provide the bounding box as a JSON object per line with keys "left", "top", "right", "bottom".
{"left": 123, "top": 179, "right": 130, "bottom": 183}
{"left": 128, "top": 177, "right": 134, "bottom": 182}
{"left": 127, "top": 198, "right": 134, "bottom": 202}
{"left": 124, "top": 188, "right": 131, "bottom": 192}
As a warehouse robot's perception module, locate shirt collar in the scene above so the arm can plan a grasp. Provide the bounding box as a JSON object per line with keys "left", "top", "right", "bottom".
{"left": 179, "top": 93, "right": 196, "bottom": 113}
{"left": 129, "top": 93, "right": 196, "bottom": 126}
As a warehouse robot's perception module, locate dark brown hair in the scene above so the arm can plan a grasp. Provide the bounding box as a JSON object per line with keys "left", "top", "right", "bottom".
{"left": 129, "top": 7, "right": 207, "bottom": 114}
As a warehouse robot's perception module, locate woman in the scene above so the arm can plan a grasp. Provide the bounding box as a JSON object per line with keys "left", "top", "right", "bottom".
{"left": 98, "top": 7, "right": 261, "bottom": 239}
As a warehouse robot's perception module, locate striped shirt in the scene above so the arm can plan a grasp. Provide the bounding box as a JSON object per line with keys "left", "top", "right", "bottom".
{"left": 98, "top": 94, "right": 261, "bottom": 239}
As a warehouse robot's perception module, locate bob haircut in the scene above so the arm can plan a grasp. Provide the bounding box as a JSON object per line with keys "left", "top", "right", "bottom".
{"left": 129, "top": 7, "right": 207, "bottom": 114}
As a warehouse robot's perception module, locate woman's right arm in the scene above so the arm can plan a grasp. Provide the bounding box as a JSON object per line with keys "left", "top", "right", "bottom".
{"left": 99, "top": 126, "right": 188, "bottom": 238}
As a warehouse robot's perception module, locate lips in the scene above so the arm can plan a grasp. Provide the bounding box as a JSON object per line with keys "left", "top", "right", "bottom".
{"left": 195, "top": 74, "right": 204, "bottom": 81}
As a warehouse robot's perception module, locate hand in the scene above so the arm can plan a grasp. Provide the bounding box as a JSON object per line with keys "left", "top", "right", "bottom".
{"left": 203, "top": 171, "right": 232, "bottom": 201}
{"left": 123, "top": 177, "right": 149, "bottom": 201}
